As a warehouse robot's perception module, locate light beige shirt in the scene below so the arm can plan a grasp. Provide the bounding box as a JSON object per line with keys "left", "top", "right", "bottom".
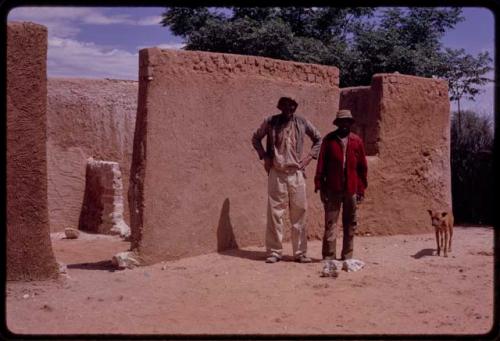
{"left": 273, "top": 120, "right": 301, "bottom": 171}
{"left": 339, "top": 136, "right": 348, "bottom": 171}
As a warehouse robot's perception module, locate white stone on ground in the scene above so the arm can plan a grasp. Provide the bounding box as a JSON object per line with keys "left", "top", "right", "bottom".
{"left": 64, "top": 228, "right": 80, "bottom": 239}
{"left": 112, "top": 251, "right": 140, "bottom": 269}
{"left": 343, "top": 259, "right": 365, "bottom": 272}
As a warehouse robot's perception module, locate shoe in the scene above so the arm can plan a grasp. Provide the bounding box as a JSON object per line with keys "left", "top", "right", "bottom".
{"left": 295, "top": 255, "right": 312, "bottom": 263}
{"left": 323, "top": 256, "right": 336, "bottom": 261}
{"left": 265, "top": 255, "right": 281, "bottom": 263}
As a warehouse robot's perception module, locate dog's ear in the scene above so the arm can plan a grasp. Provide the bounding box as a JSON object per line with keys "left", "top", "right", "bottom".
{"left": 427, "top": 209, "right": 433, "bottom": 216}
{"left": 441, "top": 212, "right": 448, "bottom": 217}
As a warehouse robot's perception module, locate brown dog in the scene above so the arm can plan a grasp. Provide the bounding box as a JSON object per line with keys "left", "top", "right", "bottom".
{"left": 427, "top": 210, "right": 454, "bottom": 257}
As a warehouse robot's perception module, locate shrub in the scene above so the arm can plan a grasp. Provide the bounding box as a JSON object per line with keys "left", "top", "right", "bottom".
{"left": 450, "top": 110, "right": 494, "bottom": 224}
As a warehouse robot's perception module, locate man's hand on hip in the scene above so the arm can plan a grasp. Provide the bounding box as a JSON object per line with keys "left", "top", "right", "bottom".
{"left": 356, "top": 193, "right": 364, "bottom": 204}
{"left": 299, "top": 155, "right": 313, "bottom": 170}
{"left": 263, "top": 156, "right": 272, "bottom": 174}
{"left": 315, "top": 187, "right": 328, "bottom": 203}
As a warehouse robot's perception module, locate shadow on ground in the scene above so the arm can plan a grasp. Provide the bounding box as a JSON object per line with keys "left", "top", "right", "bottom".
{"left": 219, "top": 248, "right": 322, "bottom": 263}
{"left": 411, "top": 248, "right": 435, "bottom": 259}
{"left": 67, "top": 260, "right": 116, "bottom": 272}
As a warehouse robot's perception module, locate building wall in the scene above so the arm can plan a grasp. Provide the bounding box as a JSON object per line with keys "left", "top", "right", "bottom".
{"left": 47, "top": 78, "right": 137, "bottom": 232}
{"left": 7, "top": 22, "right": 58, "bottom": 280}
{"left": 340, "top": 74, "right": 452, "bottom": 235}
{"left": 130, "top": 48, "right": 340, "bottom": 263}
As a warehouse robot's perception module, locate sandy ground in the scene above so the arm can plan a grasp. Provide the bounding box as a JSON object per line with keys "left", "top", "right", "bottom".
{"left": 5, "top": 227, "right": 495, "bottom": 336}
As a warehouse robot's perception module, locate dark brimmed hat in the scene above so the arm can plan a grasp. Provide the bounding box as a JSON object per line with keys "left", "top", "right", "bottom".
{"left": 333, "top": 109, "right": 355, "bottom": 125}
{"left": 277, "top": 97, "right": 298, "bottom": 108}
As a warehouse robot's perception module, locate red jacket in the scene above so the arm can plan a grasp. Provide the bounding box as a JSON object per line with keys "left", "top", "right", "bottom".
{"left": 314, "top": 131, "right": 368, "bottom": 195}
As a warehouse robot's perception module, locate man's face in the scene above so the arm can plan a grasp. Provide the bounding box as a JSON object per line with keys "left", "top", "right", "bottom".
{"left": 336, "top": 119, "right": 353, "bottom": 136}
{"left": 279, "top": 101, "right": 297, "bottom": 118}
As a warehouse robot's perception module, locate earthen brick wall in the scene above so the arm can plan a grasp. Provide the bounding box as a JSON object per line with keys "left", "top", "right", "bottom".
{"left": 7, "top": 22, "right": 58, "bottom": 280}
{"left": 340, "top": 74, "right": 451, "bottom": 235}
{"left": 129, "top": 48, "right": 340, "bottom": 264}
{"left": 47, "top": 78, "right": 137, "bottom": 232}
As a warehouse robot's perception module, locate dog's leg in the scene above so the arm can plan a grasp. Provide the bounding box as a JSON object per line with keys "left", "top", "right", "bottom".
{"left": 440, "top": 229, "right": 445, "bottom": 257}
{"left": 435, "top": 229, "right": 440, "bottom": 256}
{"left": 448, "top": 226, "right": 453, "bottom": 253}
{"left": 443, "top": 228, "right": 448, "bottom": 257}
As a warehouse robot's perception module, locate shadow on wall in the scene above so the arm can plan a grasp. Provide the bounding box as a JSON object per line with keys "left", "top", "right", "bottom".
{"left": 217, "top": 198, "right": 239, "bottom": 252}
{"left": 217, "top": 198, "right": 269, "bottom": 261}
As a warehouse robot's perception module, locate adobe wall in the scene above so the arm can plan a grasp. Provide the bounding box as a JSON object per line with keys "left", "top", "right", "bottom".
{"left": 340, "top": 74, "right": 452, "bottom": 235}
{"left": 47, "top": 78, "right": 137, "bottom": 232}
{"left": 79, "top": 159, "right": 130, "bottom": 237}
{"left": 130, "top": 48, "right": 340, "bottom": 263}
{"left": 7, "top": 22, "right": 58, "bottom": 280}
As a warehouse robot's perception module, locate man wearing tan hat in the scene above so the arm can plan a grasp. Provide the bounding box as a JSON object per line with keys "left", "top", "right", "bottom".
{"left": 252, "top": 97, "right": 322, "bottom": 263}
{"left": 314, "top": 109, "right": 368, "bottom": 260}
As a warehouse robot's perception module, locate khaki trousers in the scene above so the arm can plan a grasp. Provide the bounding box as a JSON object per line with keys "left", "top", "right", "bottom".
{"left": 322, "top": 190, "right": 357, "bottom": 260}
{"left": 266, "top": 167, "right": 307, "bottom": 258}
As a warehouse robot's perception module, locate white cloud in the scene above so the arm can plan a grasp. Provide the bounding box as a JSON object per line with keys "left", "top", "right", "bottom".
{"left": 81, "top": 13, "right": 135, "bottom": 25}
{"left": 136, "top": 16, "right": 162, "bottom": 26}
{"left": 8, "top": 7, "right": 162, "bottom": 38}
{"left": 147, "top": 43, "right": 185, "bottom": 50}
{"left": 47, "top": 37, "right": 138, "bottom": 80}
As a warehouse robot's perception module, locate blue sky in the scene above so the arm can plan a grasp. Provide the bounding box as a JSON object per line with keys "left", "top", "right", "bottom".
{"left": 8, "top": 7, "right": 494, "bottom": 115}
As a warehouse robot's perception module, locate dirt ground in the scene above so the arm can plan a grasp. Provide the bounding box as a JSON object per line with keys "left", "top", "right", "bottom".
{"left": 5, "top": 226, "right": 495, "bottom": 336}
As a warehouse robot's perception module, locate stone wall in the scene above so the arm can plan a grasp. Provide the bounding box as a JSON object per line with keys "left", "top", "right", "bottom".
{"left": 129, "top": 48, "right": 340, "bottom": 264}
{"left": 7, "top": 22, "right": 58, "bottom": 280}
{"left": 340, "top": 73, "right": 452, "bottom": 235}
{"left": 47, "top": 78, "right": 137, "bottom": 232}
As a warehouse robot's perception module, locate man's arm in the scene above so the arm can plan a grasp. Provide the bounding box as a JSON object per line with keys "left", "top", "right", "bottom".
{"left": 298, "top": 118, "right": 322, "bottom": 170}
{"left": 314, "top": 139, "right": 327, "bottom": 192}
{"left": 304, "top": 119, "right": 322, "bottom": 159}
{"left": 251, "top": 118, "right": 269, "bottom": 160}
{"left": 356, "top": 140, "right": 368, "bottom": 196}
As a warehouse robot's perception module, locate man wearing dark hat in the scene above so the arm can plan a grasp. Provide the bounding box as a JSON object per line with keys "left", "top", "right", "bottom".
{"left": 252, "top": 97, "right": 322, "bottom": 263}
{"left": 314, "top": 109, "right": 368, "bottom": 260}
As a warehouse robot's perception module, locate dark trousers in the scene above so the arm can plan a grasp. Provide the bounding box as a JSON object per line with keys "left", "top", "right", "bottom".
{"left": 322, "top": 190, "right": 357, "bottom": 260}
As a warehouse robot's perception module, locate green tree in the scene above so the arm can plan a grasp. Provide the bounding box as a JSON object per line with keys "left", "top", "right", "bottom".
{"left": 439, "top": 48, "right": 493, "bottom": 132}
{"left": 161, "top": 7, "right": 374, "bottom": 69}
{"left": 450, "top": 110, "right": 494, "bottom": 224}
{"left": 161, "top": 7, "right": 493, "bottom": 97}
{"left": 345, "top": 8, "right": 464, "bottom": 85}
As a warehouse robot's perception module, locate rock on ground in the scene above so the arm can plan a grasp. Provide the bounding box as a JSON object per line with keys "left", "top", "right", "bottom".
{"left": 111, "top": 251, "right": 140, "bottom": 269}
{"left": 64, "top": 228, "right": 80, "bottom": 239}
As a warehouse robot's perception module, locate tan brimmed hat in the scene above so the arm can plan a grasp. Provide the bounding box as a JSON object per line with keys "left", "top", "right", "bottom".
{"left": 333, "top": 109, "right": 355, "bottom": 125}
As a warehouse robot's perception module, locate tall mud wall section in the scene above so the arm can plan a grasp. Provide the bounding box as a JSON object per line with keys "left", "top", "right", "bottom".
{"left": 7, "top": 22, "right": 58, "bottom": 280}
{"left": 47, "top": 78, "right": 137, "bottom": 232}
{"left": 130, "top": 48, "right": 340, "bottom": 263}
{"left": 340, "top": 74, "right": 452, "bottom": 235}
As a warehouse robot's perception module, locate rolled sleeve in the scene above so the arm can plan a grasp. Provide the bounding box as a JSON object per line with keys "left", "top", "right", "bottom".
{"left": 305, "top": 119, "right": 322, "bottom": 159}
{"left": 251, "top": 119, "right": 269, "bottom": 160}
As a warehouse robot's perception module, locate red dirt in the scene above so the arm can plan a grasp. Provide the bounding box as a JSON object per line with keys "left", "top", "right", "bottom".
{"left": 6, "top": 226, "right": 493, "bottom": 335}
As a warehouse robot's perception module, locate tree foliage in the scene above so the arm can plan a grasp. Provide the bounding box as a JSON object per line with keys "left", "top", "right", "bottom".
{"left": 440, "top": 48, "right": 493, "bottom": 113}
{"left": 161, "top": 7, "right": 374, "bottom": 77}
{"left": 450, "top": 110, "right": 494, "bottom": 224}
{"left": 161, "top": 7, "right": 492, "bottom": 98}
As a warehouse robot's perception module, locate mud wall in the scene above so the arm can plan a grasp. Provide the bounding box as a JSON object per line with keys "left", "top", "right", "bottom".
{"left": 7, "top": 22, "right": 58, "bottom": 280}
{"left": 47, "top": 78, "right": 137, "bottom": 232}
{"left": 339, "top": 86, "right": 380, "bottom": 156}
{"left": 340, "top": 74, "right": 451, "bottom": 235}
{"left": 130, "top": 48, "right": 340, "bottom": 263}
{"left": 79, "top": 159, "right": 130, "bottom": 237}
